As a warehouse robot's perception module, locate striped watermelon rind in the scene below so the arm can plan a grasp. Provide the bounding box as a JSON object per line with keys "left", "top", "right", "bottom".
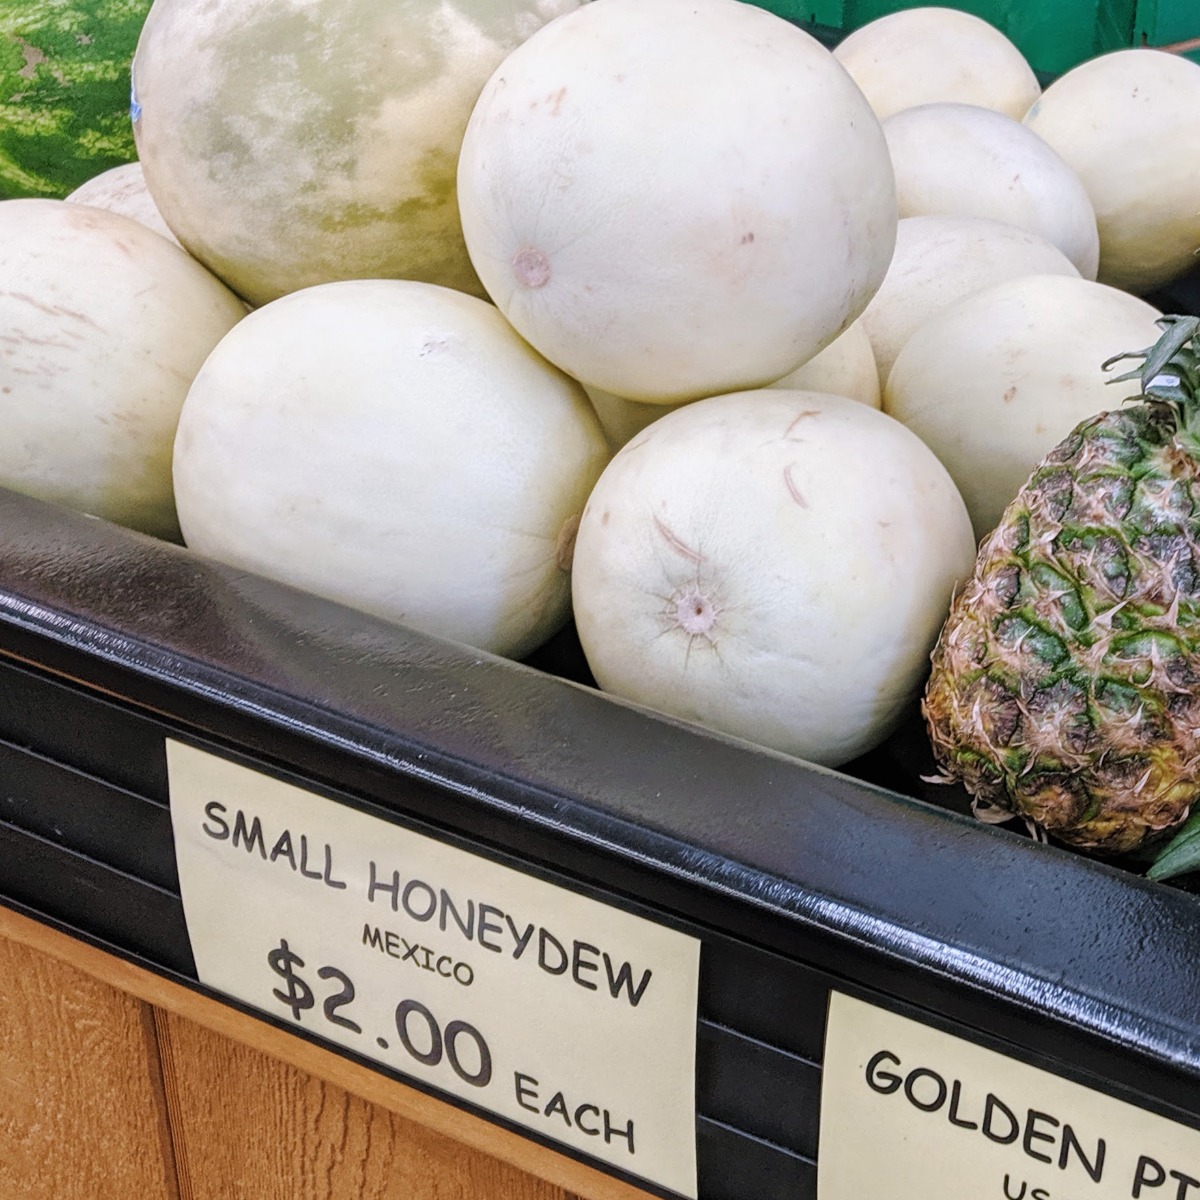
{"left": 0, "top": 0, "right": 152, "bottom": 200}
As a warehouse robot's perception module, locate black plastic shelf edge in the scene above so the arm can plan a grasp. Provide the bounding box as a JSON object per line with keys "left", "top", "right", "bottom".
{"left": 2, "top": 487, "right": 1200, "bottom": 1121}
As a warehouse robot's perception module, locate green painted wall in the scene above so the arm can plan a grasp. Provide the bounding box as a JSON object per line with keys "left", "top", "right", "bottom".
{"left": 752, "top": 0, "right": 1199, "bottom": 73}
{"left": 1135, "top": 0, "right": 1200, "bottom": 62}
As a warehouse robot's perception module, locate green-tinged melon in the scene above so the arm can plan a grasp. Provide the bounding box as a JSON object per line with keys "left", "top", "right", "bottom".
{"left": 0, "top": 0, "right": 150, "bottom": 199}
{"left": 131, "top": 0, "right": 580, "bottom": 307}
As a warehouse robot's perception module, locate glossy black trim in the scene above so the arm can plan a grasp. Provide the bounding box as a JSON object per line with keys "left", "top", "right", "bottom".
{"left": 2, "top": 490, "right": 1199, "bottom": 1106}
{"left": 2, "top": 263, "right": 1200, "bottom": 1195}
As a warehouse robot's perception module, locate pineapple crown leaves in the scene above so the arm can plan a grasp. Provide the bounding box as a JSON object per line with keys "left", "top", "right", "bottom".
{"left": 1101, "top": 315, "right": 1200, "bottom": 423}
{"left": 1101, "top": 317, "right": 1200, "bottom": 881}
{"left": 1146, "top": 810, "right": 1200, "bottom": 881}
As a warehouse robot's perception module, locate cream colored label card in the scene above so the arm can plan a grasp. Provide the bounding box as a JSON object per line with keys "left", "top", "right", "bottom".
{"left": 820, "top": 991, "right": 1200, "bottom": 1200}
{"left": 167, "top": 740, "right": 700, "bottom": 1197}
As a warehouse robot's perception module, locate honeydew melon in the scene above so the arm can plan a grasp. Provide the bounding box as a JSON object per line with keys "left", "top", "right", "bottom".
{"left": 832, "top": 6, "right": 1041, "bottom": 121}
{"left": 66, "top": 160, "right": 178, "bottom": 244}
{"left": 456, "top": 0, "right": 897, "bottom": 404}
{"left": 884, "top": 273, "right": 1164, "bottom": 541}
{"left": 585, "top": 320, "right": 880, "bottom": 452}
{"left": 582, "top": 387, "right": 668, "bottom": 456}
{"left": 0, "top": 198, "right": 245, "bottom": 539}
{"left": 131, "top": 0, "right": 580, "bottom": 306}
{"left": 881, "top": 102, "right": 1099, "bottom": 279}
{"left": 1023, "top": 49, "right": 1200, "bottom": 294}
{"left": 767, "top": 319, "right": 880, "bottom": 408}
{"left": 173, "top": 279, "right": 610, "bottom": 660}
{"left": 571, "top": 390, "right": 976, "bottom": 767}
{"left": 860, "top": 216, "right": 1080, "bottom": 390}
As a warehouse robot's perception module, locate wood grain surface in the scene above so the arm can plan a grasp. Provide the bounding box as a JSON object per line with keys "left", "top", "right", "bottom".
{"left": 0, "top": 909, "right": 651, "bottom": 1200}
{"left": 156, "top": 1008, "right": 577, "bottom": 1200}
{"left": 0, "top": 935, "right": 178, "bottom": 1200}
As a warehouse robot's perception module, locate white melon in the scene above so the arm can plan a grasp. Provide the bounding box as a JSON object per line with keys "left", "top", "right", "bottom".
{"left": 66, "top": 161, "right": 180, "bottom": 246}
{"left": 881, "top": 102, "right": 1100, "bottom": 278}
{"left": 572, "top": 389, "right": 976, "bottom": 767}
{"left": 860, "top": 216, "right": 1080, "bottom": 390}
{"left": 884, "top": 274, "right": 1164, "bottom": 541}
{"left": 585, "top": 320, "right": 879, "bottom": 452}
{"left": 0, "top": 199, "right": 245, "bottom": 540}
{"left": 833, "top": 6, "right": 1041, "bottom": 120}
{"left": 583, "top": 387, "right": 672, "bottom": 455}
{"left": 767, "top": 319, "right": 880, "bottom": 408}
{"left": 173, "top": 279, "right": 610, "bottom": 660}
{"left": 131, "top": 0, "right": 580, "bottom": 306}
{"left": 1023, "top": 48, "right": 1200, "bottom": 293}
{"left": 457, "top": 0, "right": 897, "bottom": 404}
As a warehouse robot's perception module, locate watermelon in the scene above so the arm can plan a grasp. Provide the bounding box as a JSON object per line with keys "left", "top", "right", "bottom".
{"left": 0, "top": 0, "right": 151, "bottom": 199}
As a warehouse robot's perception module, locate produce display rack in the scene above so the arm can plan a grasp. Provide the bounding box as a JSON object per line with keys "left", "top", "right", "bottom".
{"left": 2, "top": 276, "right": 1200, "bottom": 1200}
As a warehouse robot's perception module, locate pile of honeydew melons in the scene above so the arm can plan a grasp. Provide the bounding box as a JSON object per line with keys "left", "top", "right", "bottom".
{"left": 2, "top": 0, "right": 1199, "bottom": 777}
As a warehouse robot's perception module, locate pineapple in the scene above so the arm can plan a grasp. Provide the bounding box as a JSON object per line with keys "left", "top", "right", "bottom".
{"left": 923, "top": 314, "right": 1200, "bottom": 856}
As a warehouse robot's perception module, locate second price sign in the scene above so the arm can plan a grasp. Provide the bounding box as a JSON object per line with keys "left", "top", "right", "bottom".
{"left": 167, "top": 739, "right": 701, "bottom": 1198}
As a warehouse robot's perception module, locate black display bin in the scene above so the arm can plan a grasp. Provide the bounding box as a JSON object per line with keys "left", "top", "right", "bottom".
{"left": 4, "top": 266, "right": 1200, "bottom": 1200}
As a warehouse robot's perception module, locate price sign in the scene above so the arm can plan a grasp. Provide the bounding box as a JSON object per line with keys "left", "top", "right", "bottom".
{"left": 820, "top": 992, "right": 1200, "bottom": 1200}
{"left": 167, "top": 740, "right": 700, "bottom": 1197}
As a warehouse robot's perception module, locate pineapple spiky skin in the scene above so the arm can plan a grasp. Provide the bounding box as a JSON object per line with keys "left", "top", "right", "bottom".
{"left": 923, "top": 316, "right": 1200, "bottom": 856}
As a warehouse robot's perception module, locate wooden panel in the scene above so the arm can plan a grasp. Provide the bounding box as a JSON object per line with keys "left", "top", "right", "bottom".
{"left": 0, "top": 905, "right": 649, "bottom": 1200}
{"left": 156, "top": 1008, "right": 575, "bottom": 1200}
{"left": 0, "top": 933, "right": 178, "bottom": 1200}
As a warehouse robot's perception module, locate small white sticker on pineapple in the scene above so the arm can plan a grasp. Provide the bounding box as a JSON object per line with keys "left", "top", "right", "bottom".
{"left": 819, "top": 992, "right": 1200, "bottom": 1200}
